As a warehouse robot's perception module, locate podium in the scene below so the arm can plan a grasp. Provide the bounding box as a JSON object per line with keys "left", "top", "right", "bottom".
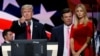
{"left": 1, "top": 41, "right": 58, "bottom": 56}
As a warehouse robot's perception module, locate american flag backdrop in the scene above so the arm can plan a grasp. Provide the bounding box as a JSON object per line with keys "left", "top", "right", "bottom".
{"left": 0, "top": 0, "right": 100, "bottom": 45}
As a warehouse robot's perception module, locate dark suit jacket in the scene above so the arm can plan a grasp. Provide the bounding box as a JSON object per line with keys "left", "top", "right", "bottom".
{"left": 50, "top": 25, "right": 64, "bottom": 56}
{"left": 0, "top": 46, "right": 2, "bottom": 56}
{"left": 10, "top": 19, "right": 47, "bottom": 39}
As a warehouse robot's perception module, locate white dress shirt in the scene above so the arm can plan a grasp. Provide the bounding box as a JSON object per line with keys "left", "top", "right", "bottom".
{"left": 5, "top": 41, "right": 10, "bottom": 43}
{"left": 63, "top": 24, "right": 72, "bottom": 56}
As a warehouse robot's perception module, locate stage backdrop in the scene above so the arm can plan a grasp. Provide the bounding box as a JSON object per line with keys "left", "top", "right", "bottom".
{"left": 0, "top": 0, "right": 100, "bottom": 45}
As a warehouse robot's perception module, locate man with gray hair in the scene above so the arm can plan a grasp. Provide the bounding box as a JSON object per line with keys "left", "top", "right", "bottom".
{"left": 10, "top": 4, "right": 47, "bottom": 40}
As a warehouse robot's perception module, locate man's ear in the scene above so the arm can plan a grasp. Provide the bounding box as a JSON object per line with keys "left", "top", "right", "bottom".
{"left": 31, "top": 12, "right": 33, "bottom": 15}
{"left": 4, "top": 36, "right": 7, "bottom": 39}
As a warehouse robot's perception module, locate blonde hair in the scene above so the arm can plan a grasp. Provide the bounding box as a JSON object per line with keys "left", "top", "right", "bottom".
{"left": 21, "top": 4, "right": 33, "bottom": 11}
{"left": 74, "top": 4, "right": 89, "bottom": 28}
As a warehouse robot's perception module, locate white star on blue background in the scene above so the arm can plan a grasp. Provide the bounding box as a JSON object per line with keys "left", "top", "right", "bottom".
{"left": 3, "top": 0, "right": 19, "bottom": 10}
{"left": 33, "top": 4, "right": 56, "bottom": 26}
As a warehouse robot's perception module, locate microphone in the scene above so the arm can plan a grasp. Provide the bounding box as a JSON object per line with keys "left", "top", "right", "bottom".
{"left": 28, "top": 21, "right": 31, "bottom": 26}
{"left": 26, "top": 21, "right": 31, "bottom": 26}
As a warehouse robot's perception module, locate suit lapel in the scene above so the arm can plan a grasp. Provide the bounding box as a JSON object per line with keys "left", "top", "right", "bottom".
{"left": 62, "top": 25, "right": 64, "bottom": 54}
{"left": 60, "top": 25, "right": 64, "bottom": 46}
{"left": 58, "top": 25, "right": 64, "bottom": 56}
{"left": 32, "top": 21, "right": 38, "bottom": 39}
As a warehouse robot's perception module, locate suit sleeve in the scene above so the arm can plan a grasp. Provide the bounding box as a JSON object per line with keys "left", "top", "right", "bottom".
{"left": 41, "top": 25, "right": 47, "bottom": 39}
{"left": 36, "top": 22, "right": 47, "bottom": 39}
{"left": 49, "top": 28, "right": 57, "bottom": 42}
{"left": 10, "top": 21, "right": 26, "bottom": 34}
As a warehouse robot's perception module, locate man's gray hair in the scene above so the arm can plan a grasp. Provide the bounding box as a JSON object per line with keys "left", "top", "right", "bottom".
{"left": 21, "top": 4, "right": 33, "bottom": 11}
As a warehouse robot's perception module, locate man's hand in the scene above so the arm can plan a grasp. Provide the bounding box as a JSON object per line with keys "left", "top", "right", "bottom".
{"left": 19, "top": 16, "right": 26, "bottom": 23}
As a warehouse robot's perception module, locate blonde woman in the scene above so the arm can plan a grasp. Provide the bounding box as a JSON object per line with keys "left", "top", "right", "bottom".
{"left": 70, "top": 4, "right": 94, "bottom": 56}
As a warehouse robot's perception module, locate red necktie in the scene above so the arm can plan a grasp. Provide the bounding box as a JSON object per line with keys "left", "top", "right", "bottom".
{"left": 26, "top": 22, "right": 31, "bottom": 40}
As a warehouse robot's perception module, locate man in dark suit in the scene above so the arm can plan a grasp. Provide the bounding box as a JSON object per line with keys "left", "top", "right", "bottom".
{"left": 0, "top": 29, "right": 14, "bottom": 56}
{"left": 10, "top": 4, "right": 47, "bottom": 40}
{"left": 2, "top": 29, "right": 14, "bottom": 44}
{"left": 50, "top": 8, "right": 73, "bottom": 56}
